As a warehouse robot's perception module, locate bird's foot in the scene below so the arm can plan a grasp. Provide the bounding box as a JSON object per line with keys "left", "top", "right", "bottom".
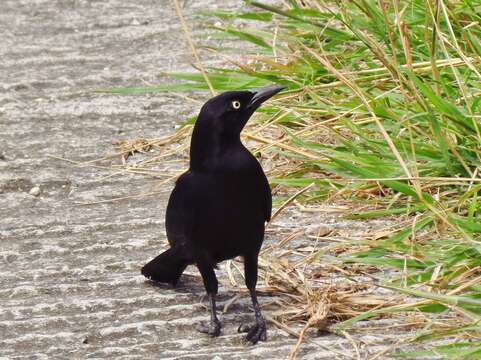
{"left": 237, "top": 319, "right": 267, "bottom": 344}
{"left": 197, "top": 319, "right": 222, "bottom": 337}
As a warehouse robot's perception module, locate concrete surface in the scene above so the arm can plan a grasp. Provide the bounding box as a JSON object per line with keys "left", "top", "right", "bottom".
{"left": 0, "top": 1, "right": 404, "bottom": 359}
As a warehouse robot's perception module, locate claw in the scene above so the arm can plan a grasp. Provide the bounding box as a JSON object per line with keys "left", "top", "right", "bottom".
{"left": 237, "top": 323, "right": 251, "bottom": 333}
{"left": 239, "top": 320, "right": 266, "bottom": 344}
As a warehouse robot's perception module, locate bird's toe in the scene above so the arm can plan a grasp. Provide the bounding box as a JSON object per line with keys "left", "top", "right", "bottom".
{"left": 243, "top": 321, "right": 267, "bottom": 344}
{"left": 237, "top": 323, "right": 252, "bottom": 333}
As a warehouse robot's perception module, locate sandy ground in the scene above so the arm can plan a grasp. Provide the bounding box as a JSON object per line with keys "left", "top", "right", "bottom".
{"left": 0, "top": 1, "right": 407, "bottom": 359}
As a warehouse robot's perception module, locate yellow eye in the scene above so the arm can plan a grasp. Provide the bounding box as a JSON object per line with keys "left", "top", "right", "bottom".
{"left": 231, "top": 100, "right": 241, "bottom": 110}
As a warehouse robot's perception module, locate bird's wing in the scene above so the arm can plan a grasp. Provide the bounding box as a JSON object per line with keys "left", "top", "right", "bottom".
{"left": 165, "top": 171, "right": 198, "bottom": 257}
{"left": 248, "top": 152, "right": 272, "bottom": 223}
{"left": 261, "top": 172, "right": 272, "bottom": 222}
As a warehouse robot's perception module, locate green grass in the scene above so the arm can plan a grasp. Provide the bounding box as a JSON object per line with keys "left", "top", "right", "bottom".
{"left": 105, "top": 0, "right": 481, "bottom": 357}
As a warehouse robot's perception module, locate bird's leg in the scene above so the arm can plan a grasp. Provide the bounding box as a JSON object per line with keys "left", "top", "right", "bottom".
{"left": 238, "top": 251, "right": 266, "bottom": 344}
{"left": 196, "top": 258, "right": 222, "bottom": 337}
{"left": 205, "top": 292, "right": 221, "bottom": 333}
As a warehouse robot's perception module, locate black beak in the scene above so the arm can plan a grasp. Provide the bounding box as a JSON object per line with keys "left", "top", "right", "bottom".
{"left": 248, "top": 85, "right": 285, "bottom": 110}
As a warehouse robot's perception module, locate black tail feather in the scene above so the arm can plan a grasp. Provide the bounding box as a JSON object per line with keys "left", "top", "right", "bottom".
{"left": 141, "top": 247, "right": 188, "bottom": 286}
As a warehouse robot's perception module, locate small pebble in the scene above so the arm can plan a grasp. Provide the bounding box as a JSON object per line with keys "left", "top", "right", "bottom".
{"left": 29, "top": 186, "right": 41, "bottom": 196}
{"left": 317, "top": 225, "right": 332, "bottom": 237}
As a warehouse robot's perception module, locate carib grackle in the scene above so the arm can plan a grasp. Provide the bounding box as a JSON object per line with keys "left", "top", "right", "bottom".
{"left": 141, "top": 85, "right": 284, "bottom": 344}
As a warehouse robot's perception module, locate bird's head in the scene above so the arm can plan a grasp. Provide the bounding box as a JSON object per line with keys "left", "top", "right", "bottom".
{"left": 194, "top": 85, "right": 285, "bottom": 138}
{"left": 190, "top": 85, "right": 284, "bottom": 170}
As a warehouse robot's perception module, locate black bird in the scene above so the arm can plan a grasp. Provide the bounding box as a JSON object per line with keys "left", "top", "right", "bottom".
{"left": 141, "top": 84, "right": 284, "bottom": 344}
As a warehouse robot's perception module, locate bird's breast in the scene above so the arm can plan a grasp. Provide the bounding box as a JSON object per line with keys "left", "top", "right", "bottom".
{"left": 195, "top": 172, "right": 266, "bottom": 232}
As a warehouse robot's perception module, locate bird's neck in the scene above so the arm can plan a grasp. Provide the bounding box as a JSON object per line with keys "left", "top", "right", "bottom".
{"left": 189, "top": 125, "right": 242, "bottom": 172}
